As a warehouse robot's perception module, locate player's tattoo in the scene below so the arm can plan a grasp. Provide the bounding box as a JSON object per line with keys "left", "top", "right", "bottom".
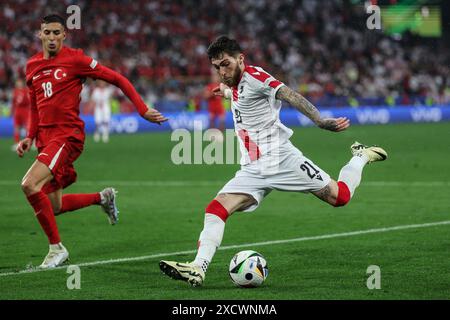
{"left": 314, "top": 184, "right": 331, "bottom": 201}
{"left": 276, "top": 86, "right": 321, "bottom": 124}
{"left": 316, "top": 119, "right": 339, "bottom": 131}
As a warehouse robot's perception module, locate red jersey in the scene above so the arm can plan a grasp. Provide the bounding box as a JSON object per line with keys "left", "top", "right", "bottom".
{"left": 25, "top": 46, "right": 148, "bottom": 142}
{"left": 206, "top": 83, "right": 224, "bottom": 112}
{"left": 12, "top": 88, "right": 30, "bottom": 110}
{"left": 11, "top": 88, "right": 30, "bottom": 115}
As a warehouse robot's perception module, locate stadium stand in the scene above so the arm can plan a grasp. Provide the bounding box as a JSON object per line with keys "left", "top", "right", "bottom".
{"left": 0, "top": 0, "right": 449, "bottom": 114}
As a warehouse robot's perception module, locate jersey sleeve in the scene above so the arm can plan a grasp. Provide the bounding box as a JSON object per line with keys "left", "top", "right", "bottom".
{"left": 73, "top": 50, "right": 149, "bottom": 116}
{"left": 26, "top": 87, "right": 39, "bottom": 140}
{"left": 245, "top": 67, "right": 285, "bottom": 100}
{"left": 72, "top": 50, "right": 103, "bottom": 79}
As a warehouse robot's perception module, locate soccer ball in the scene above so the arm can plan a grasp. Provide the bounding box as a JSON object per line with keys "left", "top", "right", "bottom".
{"left": 229, "top": 250, "right": 268, "bottom": 288}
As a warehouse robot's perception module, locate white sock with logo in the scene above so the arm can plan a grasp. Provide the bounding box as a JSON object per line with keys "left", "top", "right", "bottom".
{"left": 193, "top": 213, "right": 225, "bottom": 273}
{"left": 338, "top": 155, "right": 369, "bottom": 196}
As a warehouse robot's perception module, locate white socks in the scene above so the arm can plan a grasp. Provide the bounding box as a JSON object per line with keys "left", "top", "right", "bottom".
{"left": 338, "top": 155, "right": 369, "bottom": 196}
{"left": 49, "top": 242, "right": 65, "bottom": 251}
{"left": 193, "top": 213, "right": 225, "bottom": 273}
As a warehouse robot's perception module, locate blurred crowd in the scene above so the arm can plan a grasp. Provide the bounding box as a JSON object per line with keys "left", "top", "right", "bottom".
{"left": 0, "top": 0, "right": 449, "bottom": 114}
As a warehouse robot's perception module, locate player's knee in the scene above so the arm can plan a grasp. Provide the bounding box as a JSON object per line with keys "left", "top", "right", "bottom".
{"left": 21, "top": 179, "right": 40, "bottom": 196}
{"left": 333, "top": 181, "right": 351, "bottom": 207}
{"left": 205, "top": 199, "right": 229, "bottom": 222}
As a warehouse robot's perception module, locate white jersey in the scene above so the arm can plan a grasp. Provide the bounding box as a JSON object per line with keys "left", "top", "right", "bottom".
{"left": 230, "top": 65, "right": 293, "bottom": 165}
{"left": 92, "top": 86, "right": 114, "bottom": 112}
{"left": 92, "top": 86, "right": 114, "bottom": 123}
{"left": 218, "top": 65, "right": 331, "bottom": 210}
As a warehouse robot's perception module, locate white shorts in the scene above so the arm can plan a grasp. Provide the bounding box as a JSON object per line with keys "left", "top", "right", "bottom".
{"left": 218, "top": 141, "right": 331, "bottom": 212}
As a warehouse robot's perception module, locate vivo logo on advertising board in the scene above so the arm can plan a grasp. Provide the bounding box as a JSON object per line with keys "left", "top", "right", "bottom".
{"left": 355, "top": 109, "right": 390, "bottom": 124}
{"left": 110, "top": 117, "right": 139, "bottom": 134}
{"left": 410, "top": 108, "right": 442, "bottom": 122}
{"left": 168, "top": 113, "right": 209, "bottom": 131}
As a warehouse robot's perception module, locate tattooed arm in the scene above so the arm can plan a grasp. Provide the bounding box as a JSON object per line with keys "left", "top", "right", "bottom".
{"left": 275, "top": 85, "right": 350, "bottom": 132}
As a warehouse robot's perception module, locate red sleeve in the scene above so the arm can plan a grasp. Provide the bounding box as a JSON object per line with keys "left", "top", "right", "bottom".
{"left": 74, "top": 52, "right": 149, "bottom": 116}
{"left": 26, "top": 87, "right": 38, "bottom": 140}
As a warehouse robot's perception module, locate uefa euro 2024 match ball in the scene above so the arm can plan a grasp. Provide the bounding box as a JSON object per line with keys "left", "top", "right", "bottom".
{"left": 229, "top": 250, "right": 269, "bottom": 288}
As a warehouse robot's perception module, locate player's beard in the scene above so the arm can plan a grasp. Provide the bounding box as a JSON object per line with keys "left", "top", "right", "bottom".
{"left": 224, "top": 64, "right": 242, "bottom": 87}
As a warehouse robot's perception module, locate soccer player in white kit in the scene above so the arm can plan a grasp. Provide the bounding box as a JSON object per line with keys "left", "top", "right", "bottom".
{"left": 160, "top": 36, "right": 388, "bottom": 286}
{"left": 92, "top": 80, "right": 114, "bottom": 143}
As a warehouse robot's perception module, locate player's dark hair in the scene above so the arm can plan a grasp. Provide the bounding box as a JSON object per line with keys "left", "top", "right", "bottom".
{"left": 41, "top": 14, "right": 65, "bottom": 28}
{"left": 207, "top": 36, "right": 242, "bottom": 60}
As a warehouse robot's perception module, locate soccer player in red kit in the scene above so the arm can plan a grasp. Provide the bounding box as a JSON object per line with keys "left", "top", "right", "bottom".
{"left": 204, "top": 70, "right": 226, "bottom": 132}
{"left": 16, "top": 14, "right": 168, "bottom": 269}
{"left": 11, "top": 79, "right": 31, "bottom": 151}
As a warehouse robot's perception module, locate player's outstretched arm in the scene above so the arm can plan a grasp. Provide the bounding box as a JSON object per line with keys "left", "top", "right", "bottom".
{"left": 276, "top": 86, "right": 350, "bottom": 132}
{"left": 96, "top": 67, "right": 168, "bottom": 124}
{"left": 142, "top": 108, "right": 167, "bottom": 124}
{"left": 75, "top": 53, "right": 168, "bottom": 125}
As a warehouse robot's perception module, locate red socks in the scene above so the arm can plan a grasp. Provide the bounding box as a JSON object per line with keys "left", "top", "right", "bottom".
{"left": 58, "top": 193, "right": 101, "bottom": 215}
{"left": 27, "top": 191, "right": 61, "bottom": 244}
{"left": 27, "top": 192, "right": 101, "bottom": 244}
{"left": 205, "top": 200, "right": 229, "bottom": 222}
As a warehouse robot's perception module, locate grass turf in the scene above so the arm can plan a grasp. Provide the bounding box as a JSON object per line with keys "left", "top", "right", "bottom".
{"left": 0, "top": 122, "right": 449, "bottom": 299}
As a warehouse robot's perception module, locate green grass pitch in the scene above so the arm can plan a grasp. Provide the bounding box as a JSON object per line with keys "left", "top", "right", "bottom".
{"left": 0, "top": 122, "right": 449, "bottom": 299}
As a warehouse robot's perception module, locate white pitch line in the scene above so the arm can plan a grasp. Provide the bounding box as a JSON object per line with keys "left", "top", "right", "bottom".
{"left": 0, "top": 180, "right": 449, "bottom": 187}
{"left": 1, "top": 220, "right": 449, "bottom": 278}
